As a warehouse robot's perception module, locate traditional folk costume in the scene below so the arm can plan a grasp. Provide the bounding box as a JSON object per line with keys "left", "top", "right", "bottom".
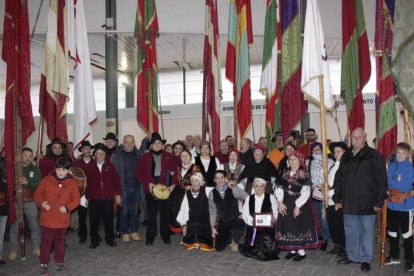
{"left": 242, "top": 190, "right": 279, "bottom": 261}
{"left": 209, "top": 180, "right": 248, "bottom": 251}
{"left": 136, "top": 133, "right": 178, "bottom": 245}
{"left": 177, "top": 185, "right": 214, "bottom": 251}
{"left": 224, "top": 161, "right": 244, "bottom": 182}
{"left": 170, "top": 163, "right": 201, "bottom": 233}
{"left": 275, "top": 165, "right": 321, "bottom": 254}
{"left": 386, "top": 158, "right": 414, "bottom": 266}
{"left": 84, "top": 144, "right": 122, "bottom": 248}
{"left": 195, "top": 155, "right": 223, "bottom": 187}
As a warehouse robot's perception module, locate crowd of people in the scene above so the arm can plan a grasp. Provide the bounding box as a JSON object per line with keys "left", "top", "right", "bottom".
{"left": 0, "top": 127, "right": 413, "bottom": 275}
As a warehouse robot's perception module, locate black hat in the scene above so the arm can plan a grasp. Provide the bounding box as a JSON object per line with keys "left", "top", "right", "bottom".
{"left": 329, "top": 141, "right": 348, "bottom": 153}
{"left": 93, "top": 143, "right": 108, "bottom": 155}
{"left": 47, "top": 138, "right": 65, "bottom": 148}
{"left": 150, "top": 132, "right": 167, "bottom": 145}
{"left": 103, "top": 132, "right": 118, "bottom": 141}
{"left": 78, "top": 140, "right": 94, "bottom": 152}
{"left": 172, "top": 140, "right": 186, "bottom": 149}
{"left": 214, "top": 170, "right": 227, "bottom": 178}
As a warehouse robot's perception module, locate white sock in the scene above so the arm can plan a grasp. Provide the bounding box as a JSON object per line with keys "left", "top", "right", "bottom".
{"left": 298, "top": 249, "right": 305, "bottom": 256}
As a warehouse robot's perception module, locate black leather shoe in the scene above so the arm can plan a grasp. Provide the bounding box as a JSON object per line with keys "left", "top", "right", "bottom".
{"left": 320, "top": 240, "right": 328, "bottom": 251}
{"left": 285, "top": 252, "right": 298, "bottom": 259}
{"left": 115, "top": 232, "right": 121, "bottom": 239}
{"left": 361, "top": 262, "right": 370, "bottom": 272}
{"left": 106, "top": 241, "right": 117, "bottom": 247}
{"left": 337, "top": 257, "right": 359, "bottom": 264}
{"left": 328, "top": 245, "right": 340, "bottom": 254}
{"left": 89, "top": 243, "right": 99, "bottom": 249}
{"left": 79, "top": 238, "right": 87, "bottom": 244}
{"left": 146, "top": 240, "right": 153, "bottom": 246}
{"left": 293, "top": 254, "right": 306, "bottom": 262}
{"left": 162, "top": 239, "right": 171, "bottom": 245}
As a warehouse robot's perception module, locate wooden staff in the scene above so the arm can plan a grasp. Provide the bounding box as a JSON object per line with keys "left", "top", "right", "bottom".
{"left": 233, "top": 87, "right": 239, "bottom": 148}
{"left": 380, "top": 200, "right": 387, "bottom": 268}
{"left": 145, "top": 70, "right": 153, "bottom": 136}
{"left": 36, "top": 117, "right": 44, "bottom": 167}
{"left": 318, "top": 76, "right": 330, "bottom": 208}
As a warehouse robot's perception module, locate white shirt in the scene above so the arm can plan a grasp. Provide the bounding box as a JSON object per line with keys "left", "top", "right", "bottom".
{"left": 242, "top": 193, "right": 278, "bottom": 226}
{"left": 176, "top": 187, "right": 214, "bottom": 226}
{"left": 97, "top": 163, "right": 103, "bottom": 172}
{"left": 274, "top": 185, "right": 310, "bottom": 209}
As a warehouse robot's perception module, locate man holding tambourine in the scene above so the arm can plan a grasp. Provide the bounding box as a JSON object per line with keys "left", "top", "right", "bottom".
{"left": 136, "top": 132, "right": 178, "bottom": 246}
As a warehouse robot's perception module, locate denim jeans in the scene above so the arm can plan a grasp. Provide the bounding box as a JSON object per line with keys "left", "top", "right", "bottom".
{"left": 344, "top": 214, "right": 375, "bottom": 263}
{"left": 313, "top": 200, "right": 330, "bottom": 241}
{"left": 0, "top": 215, "right": 7, "bottom": 260}
{"left": 10, "top": 201, "right": 41, "bottom": 251}
{"left": 120, "top": 185, "right": 141, "bottom": 234}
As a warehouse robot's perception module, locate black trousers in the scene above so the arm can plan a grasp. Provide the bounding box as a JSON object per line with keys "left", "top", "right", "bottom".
{"left": 387, "top": 208, "right": 413, "bottom": 261}
{"left": 88, "top": 199, "right": 115, "bottom": 245}
{"left": 215, "top": 218, "right": 245, "bottom": 252}
{"left": 145, "top": 193, "right": 170, "bottom": 241}
{"left": 326, "top": 205, "right": 346, "bottom": 248}
{"left": 78, "top": 205, "right": 88, "bottom": 240}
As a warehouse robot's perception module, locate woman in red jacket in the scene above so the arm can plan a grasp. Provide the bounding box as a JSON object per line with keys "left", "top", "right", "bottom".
{"left": 34, "top": 157, "right": 80, "bottom": 275}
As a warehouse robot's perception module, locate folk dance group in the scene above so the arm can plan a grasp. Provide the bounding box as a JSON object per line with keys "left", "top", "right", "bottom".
{"left": 0, "top": 127, "right": 413, "bottom": 274}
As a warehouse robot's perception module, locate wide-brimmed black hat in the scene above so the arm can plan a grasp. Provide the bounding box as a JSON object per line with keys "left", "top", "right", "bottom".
{"left": 329, "top": 141, "right": 348, "bottom": 153}
{"left": 214, "top": 170, "right": 227, "bottom": 178}
{"left": 103, "top": 132, "right": 118, "bottom": 141}
{"left": 93, "top": 143, "right": 108, "bottom": 155}
{"left": 150, "top": 132, "right": 167, "bottom": 145}
{"left": 47, "top": 138, "right": 65, "bottom": 148}
{"left": 78, "top": 140, "right": 94, "bottom": 152}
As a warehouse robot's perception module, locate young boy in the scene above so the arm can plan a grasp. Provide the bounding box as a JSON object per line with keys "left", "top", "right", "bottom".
{"left": 34, "top": 157, "right": 80, "bottom": 275}
{"left": 385, "top": 142, "right": 414, "bottom": 271}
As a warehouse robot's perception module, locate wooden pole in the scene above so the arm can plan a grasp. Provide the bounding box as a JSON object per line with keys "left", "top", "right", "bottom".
{"left": 403, "top": 108, "right": 412, "bottom": 145}
{"left": 318, "top": 76, "right": 329, "bottom": 209}
{"left": 233, "top": 88, "right": 239, "bottom": 149}
{"left": 146, "top": 71, "right": 153, "bottom": 136}
{"left": 380, "top": 200, "right": 387, "bottom": 268}
{"left": 36, "top": 117, "right": 44, "bottom": 167}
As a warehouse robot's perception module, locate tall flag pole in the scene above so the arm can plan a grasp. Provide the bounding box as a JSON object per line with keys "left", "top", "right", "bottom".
{"left": 280, "top": 0, "right": 307, "bottom": 138}
{"left": 2, "top": 0, "right": 35, "bottom": 258}
{"left": 260, "top": 0, "right": 280, "bottom": 151}
{"left": 391, "top": 0, "right": 414, "bottom": 131}
{"left": 301, "top": 0, "right": 334, "bottom": 208}
{"left": 341, "top": 0, "right": 371, "bottom": 132}
{"left": 68, "top": 0, "right": 97, "bottom": 152}
{"left": 375, "top": 0, "right": 396, "bottom": 159}
{"left": 226, "top": 0, "right": 253, "bottom": 142}
{"left": 135, "top": 0, "right": 159, "bottom": 135}
{"left": 39, "top": 0, "right": 69, "bottom": 143}
{"left": 203, "top": 0, "right": 222, "bottom": 150}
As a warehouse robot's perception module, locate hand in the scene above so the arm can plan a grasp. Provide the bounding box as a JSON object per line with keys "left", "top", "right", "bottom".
{"left": 374, "top": 207, "right": 382, "bottom": 213}
{"left": 181, "top": 225, "right": 187, "bottom": 236}
{"left": 211, "top": 228, "right": 218, "bottom": 238}
{"left": 278, "top": 202, "right": 287, "bottom": 216}
{"left": 228, "top": 180, "right": 236, "bottom": 188}
{"left": 293, "top": 207, "right": 301, "bottom": 218}
{"left": 59, "top": 206, "right": 68, "bottom": 213}
{"left": 149, "top": 183, "right": 155, "bottom": 191}
{"left": 335, "top": 203, "right": 342, "bottom": 211}
{"left": 41, "top": 202, "right": 51, "bottom": 211}
{"left": 169, "top": 185, "right": 176, "bottom": 193}
{"left": 18, "top": 176, "right": 28, "bottom": 185}
{"left": 37, "top": 153, "right": 44, "bottom": 159}
{"left": 185, "top": 186, "right": 191, "bottom": 191}
{"left": 115, "top": 195, "right": 121, "bottom": 205}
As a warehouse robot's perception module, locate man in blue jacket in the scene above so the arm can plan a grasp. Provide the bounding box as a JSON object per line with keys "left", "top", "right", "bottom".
{"left": 333, "top": 128, "right": 387, "bottom": 272}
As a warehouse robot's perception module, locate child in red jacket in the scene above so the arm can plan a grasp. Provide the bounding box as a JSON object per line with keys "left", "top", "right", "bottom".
{"left": 34, "top": 157, "right": 80, "bottom": 275}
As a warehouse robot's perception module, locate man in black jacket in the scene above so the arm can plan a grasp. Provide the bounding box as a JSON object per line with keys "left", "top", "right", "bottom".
{"left": 333, "top": 128, "right": 387, "bottom": 272}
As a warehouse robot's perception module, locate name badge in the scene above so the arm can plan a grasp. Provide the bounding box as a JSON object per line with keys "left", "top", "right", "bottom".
{"left": 253, "top": 213, "right": 273, "bottom": 228}
{"left": 29, "top": 171, "right": 34, "bottom": 178}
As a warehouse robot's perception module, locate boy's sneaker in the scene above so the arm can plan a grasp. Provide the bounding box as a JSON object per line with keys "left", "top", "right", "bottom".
{"left": 404, "top": 261, "right": 413, "bottom": 272}
{"left": 55, "top": 263, "right": 68, "bottom": 272}
{"left": 40, "top": 264, "right": 49, "bottom": 276}
{"left": 384, "top": 256, "right": 401, "bottom": 265}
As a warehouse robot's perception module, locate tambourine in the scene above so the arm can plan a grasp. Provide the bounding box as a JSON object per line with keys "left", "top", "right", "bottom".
{"left": 152, "top": 183, "right": 170, "bottom": 200}
{"left": 69, "top": 167, "right": 87, "bottom": 197}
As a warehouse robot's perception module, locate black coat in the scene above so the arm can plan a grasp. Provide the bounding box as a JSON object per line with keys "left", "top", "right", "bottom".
{"left": 333, "top": 144, "right": 387, "bottom": 215}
